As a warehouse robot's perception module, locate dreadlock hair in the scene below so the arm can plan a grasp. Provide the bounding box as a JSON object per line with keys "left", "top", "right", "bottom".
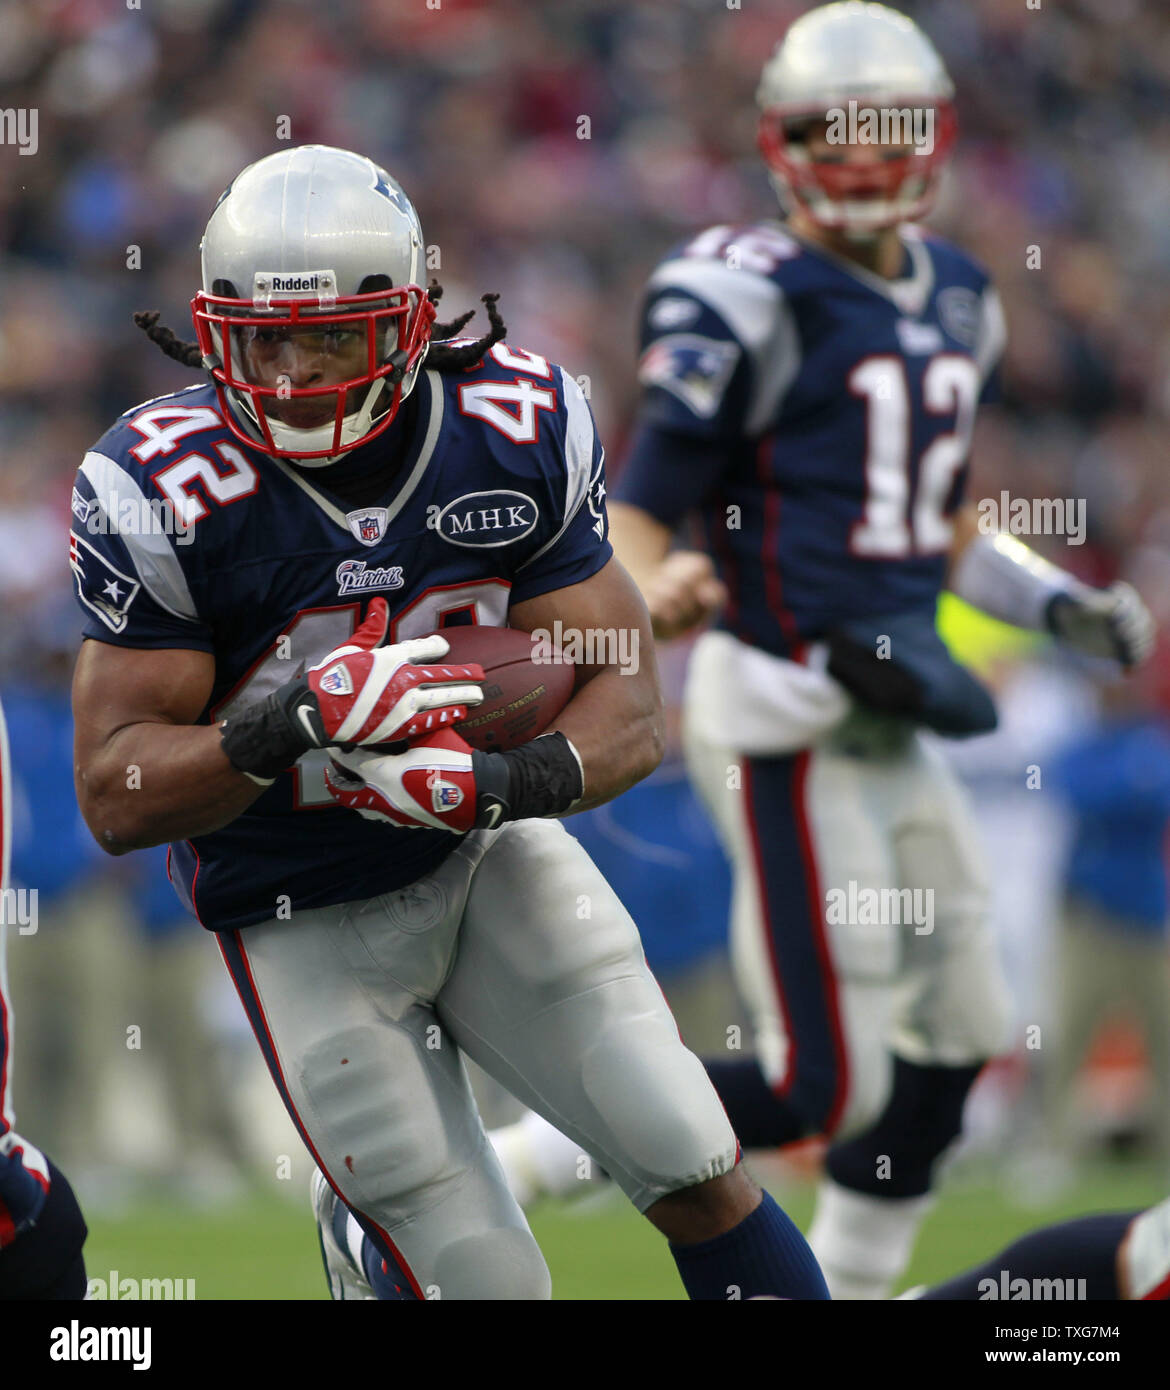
{"left": 133, "top": 282, "right": 507, "bottom": 377}
{"left": 132, "top": 310, "right": 203, "bottom": 369}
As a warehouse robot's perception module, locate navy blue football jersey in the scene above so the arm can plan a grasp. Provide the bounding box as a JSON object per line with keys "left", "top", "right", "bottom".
{"left": 616, "top": 221, "right": 1006, "bottom": 659}
{"left": 70, "top": 344, "right": 609, "bottom": 931}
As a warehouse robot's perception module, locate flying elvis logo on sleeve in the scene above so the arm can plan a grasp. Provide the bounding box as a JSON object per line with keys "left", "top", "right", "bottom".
{"left": 69, "top": 532, "right": 141, "bottom": 635}
{"left": 638, "top": 335, "right": 740, "bottom": 419}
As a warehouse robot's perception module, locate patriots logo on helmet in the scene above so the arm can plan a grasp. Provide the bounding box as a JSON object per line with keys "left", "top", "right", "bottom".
{"left": 370, "top": 168, "right": 413, "bottom": 216}
{"left": 431, "top": 779, "right": 464, "bottom": 813}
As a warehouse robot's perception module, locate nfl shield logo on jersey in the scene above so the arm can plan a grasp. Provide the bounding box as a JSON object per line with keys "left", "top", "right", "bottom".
{"left": 347, "top": 508, "right": 389, "bottom": 547}
{"left": 431, "top": 779, "right": 464, "bottom": 813}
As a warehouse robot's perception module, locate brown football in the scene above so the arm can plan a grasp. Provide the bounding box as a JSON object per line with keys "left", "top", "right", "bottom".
{"left": 435, "top": 625, "right": 575, "bottom": 752}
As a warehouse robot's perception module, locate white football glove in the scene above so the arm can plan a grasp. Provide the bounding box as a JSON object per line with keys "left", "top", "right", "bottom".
{"left": 1047, "top": 581, "right": 1155, "bottom": 669}
{"left": 324, "top": 729, "right": 480, "bottom": 833}
{"left": 298, "top": 598, "right": 485, "bottom": 747}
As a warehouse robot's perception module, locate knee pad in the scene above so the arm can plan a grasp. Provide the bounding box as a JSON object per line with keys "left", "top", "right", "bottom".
{"left": 432, "top": 1228, "right": 551, "bottom": 1301}
{"left": 826, "top": 1055, "right": 983, "bottom": 1198}
{"left": 0, "top": 1158, "right": 88, "bottom": 1300}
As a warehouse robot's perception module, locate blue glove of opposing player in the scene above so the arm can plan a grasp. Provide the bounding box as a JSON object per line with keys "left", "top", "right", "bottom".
{"left": 0, "top": 1129, "right": 50, "bottom": 1246}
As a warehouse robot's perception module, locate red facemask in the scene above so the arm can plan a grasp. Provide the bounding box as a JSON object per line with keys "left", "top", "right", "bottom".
{"left": 192, "top": 283, "right": 436, "bottom": 460}
{"left": 759, "top": 100, "right": 958, "bottom": 233}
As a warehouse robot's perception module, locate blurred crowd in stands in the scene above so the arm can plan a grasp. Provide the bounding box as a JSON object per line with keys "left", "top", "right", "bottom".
{"left": 2, "top": 0, "right": 1169, "bottom": 1196}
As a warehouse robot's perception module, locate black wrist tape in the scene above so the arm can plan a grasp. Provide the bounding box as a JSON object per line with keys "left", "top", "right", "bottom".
{"left": 471, "top": 731, "right": 584, "bottom": 828}
{"left": 220, "top": 680, "right": 315, "bottom": 782}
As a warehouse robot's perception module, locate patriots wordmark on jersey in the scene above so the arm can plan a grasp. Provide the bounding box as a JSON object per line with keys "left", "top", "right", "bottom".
{"left": 70, "top": 344, "right": 609, "bottom": 931}
{"left": 619, "top": 219, "right": 1006, "bottom": 659}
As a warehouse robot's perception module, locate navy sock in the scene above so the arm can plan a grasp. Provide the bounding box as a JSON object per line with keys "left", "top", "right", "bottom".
{"left": 921, "top": 1212, "right": 1134, "bottom": 1300}
{"left": 703, "top": 1058, "right": 808, "bottom": 1147}
{"left": 827, "top": 1056, "right": 982, "bottom": 1198}
{"left": 669, "top": 1191, "right": 830, "bottom": 1300}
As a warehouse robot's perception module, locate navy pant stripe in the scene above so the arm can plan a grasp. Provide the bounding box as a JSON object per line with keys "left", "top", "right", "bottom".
{"left": 742, "top": 750, "right": 849, "bottom": 1134}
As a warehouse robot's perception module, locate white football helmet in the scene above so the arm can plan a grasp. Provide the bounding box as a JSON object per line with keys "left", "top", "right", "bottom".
{"left": 194, "top": 145, "right": 434, "bottom": 463}
{"left": 757, "top": 2, "right": 956, "bottom": 235}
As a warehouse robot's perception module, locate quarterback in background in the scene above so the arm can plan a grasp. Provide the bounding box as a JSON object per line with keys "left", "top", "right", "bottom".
{"left": 69, "top": 144, "right": 829, "bottom": 1299}
{"left": 608, "top": 2, "right": 1154, "bottom": 1298}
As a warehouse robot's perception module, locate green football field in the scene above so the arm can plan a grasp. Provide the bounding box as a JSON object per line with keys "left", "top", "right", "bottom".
{"left": 81, "top": 1157, "right": 1166, "bottom": 1301}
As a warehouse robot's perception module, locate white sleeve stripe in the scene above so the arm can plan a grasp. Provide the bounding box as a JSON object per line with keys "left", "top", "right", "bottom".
{"left": 78, "top": 451, "right": 199, "bottom": 623}
{"left": 561, "top": 368, "right": 594, "bottom": 520}
{"left": 645, "top": 259, "right": 800, "bottom": 435}
{"left": 975, "top": 286, "right": 1007, "bottom": 386}
{"left": 517, "top": 369, "right": 597, "bottom": 572}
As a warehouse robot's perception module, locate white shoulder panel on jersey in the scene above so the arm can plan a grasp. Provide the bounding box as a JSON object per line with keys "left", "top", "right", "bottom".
{"left": 78, "top": 450, "right": 200, "bottom": 622}
{"left": 518, "top": 368, "right": 600, "bottom": 570}
{"left": 116, "top": 381, "right": 208, "bottom": 421}
{"left": 646, "top": 255, "right": 802, "bottom": 436}
{"left": 558, "top": 367, "right": 595, "bottom": 522}
{"left": 974, "top": 285, "right": 1008, "bottom": 387}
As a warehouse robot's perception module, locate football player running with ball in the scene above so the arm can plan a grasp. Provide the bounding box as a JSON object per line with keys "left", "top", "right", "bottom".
{"left": 609, "top": 2, "right": 1154, "bottom": 1299}
{"left": 70, "top": 144, "right": 828, "bottom": 1300}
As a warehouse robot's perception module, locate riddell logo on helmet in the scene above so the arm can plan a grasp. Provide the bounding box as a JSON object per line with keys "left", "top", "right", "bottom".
{"left": 270, "top": 274, "right": 322, "bottom": 292}
{"left": 252, "top": 270, "right": 338, "bottom": 302}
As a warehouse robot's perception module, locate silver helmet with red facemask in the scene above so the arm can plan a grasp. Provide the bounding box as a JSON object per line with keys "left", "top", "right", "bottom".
{"left": 757, "top": 2, "right": 956, "bottom": 236}
{"left": 193, "top": 145, "right": 435, "bottom": 465}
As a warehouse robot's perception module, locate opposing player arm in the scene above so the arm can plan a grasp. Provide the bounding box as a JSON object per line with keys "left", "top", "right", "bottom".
{"left": 609, "top": 259, "right": 785, "bottom": 640}
{"left": 609, "top": 411, "right": 732, "bottom": 643}
{"left": 946, "top": 502, "right": 1154, "bottom": 668}
{"left": 73, "top": 641, "right": 264, "bottom": 855}
{"left": 509, "top": 555, "right": 664, "bottom": 811}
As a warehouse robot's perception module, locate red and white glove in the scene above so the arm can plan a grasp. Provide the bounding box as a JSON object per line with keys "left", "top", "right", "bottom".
{"left": 324, "top": 728, "right": 482, "bottom": 833}
{"left": 298, "top": 598, "right": 484, "bottom": 746}
{"left": 221, "top": 597, "right": 487, "bottom": 785}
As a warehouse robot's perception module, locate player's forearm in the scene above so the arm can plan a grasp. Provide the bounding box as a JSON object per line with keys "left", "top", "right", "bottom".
{"left": 77, "top": 723, "right": 265, "bottom": 854}
{"left": 608, "top": 501, "right": 673, "bottom": 591}
{"left": 552, "top": 665, "right": 665, "bottom": 811}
